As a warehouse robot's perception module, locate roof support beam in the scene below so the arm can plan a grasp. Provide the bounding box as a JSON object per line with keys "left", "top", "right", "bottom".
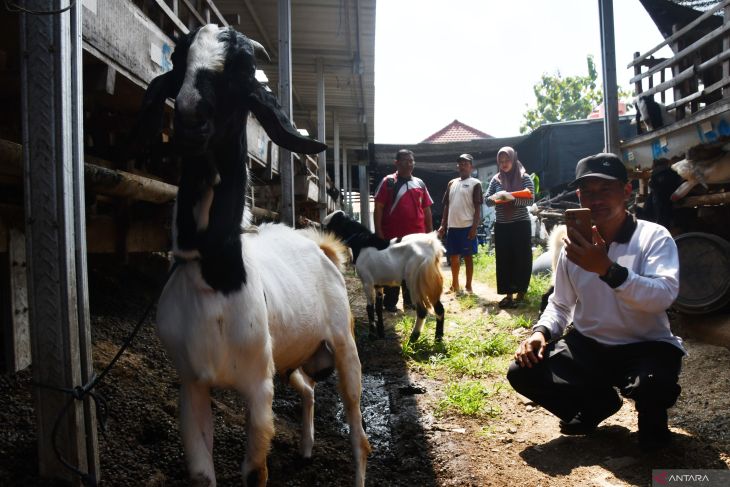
{"left": 344, "top": 145, "right": 352, "bottom": 216}
{"left": 334, "top": 112, "right": 341, "bottom": 199}
{"left": 278, "top": 0, "right": 295, "bottom": 226}
{"left": 358, "top": 163, "right": 371, "bottom": 230}
{"left": 598, "top": 0, "right": 620, "bottom": 155}
{"left": 317, "top": 58, "right": 327, "bottom": 222}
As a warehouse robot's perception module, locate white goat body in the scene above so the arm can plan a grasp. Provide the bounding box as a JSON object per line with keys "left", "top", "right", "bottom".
{"left": 670, "top": 149, "right": 730, "bottom": 200}
{"left": 323, "top": 210, "right": 445, "bottom": 342}
{"left": 356, "top": 233, "right": 445, "bottom": 309}
{"left": 547, "top": 224, "right": 567, "bottom": 281}
{"left": 157, "top": 224, "right": 369, "bottom": 486}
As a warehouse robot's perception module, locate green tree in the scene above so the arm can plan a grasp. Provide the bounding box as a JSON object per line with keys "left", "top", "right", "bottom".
{"left": 519, "top": 55, "right": 631, "bottom": 134}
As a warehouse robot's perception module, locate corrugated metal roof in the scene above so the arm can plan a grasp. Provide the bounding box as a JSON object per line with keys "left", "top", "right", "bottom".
{"left": 215, "top": 0, "right": 376, "bottom": 154}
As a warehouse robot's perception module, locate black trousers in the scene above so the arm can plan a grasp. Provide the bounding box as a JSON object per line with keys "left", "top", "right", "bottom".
{"left": 383, "top": 280, "right": 411, "bottom": 308}
{"left": 507, "top": 329, "right": 683, "bottom": 422}
{"left": 494, "top": 220, "right": 532, "bottom": 295}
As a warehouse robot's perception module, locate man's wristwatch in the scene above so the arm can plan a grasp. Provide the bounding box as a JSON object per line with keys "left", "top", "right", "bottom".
{"left": 599, "top": 261, "right": 628, "bottom": 288}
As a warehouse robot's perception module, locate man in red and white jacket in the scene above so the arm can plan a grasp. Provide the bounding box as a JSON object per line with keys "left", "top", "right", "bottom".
{"left": 373, "top": 149, "right": 433, "bottom": 312}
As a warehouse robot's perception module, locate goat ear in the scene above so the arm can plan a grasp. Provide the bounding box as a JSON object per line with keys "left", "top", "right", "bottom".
{"left": 248, "top": 85, "right": 327, "bottom": 155}
{"left": 127, "top": 71, "right": 177, "bottom": 152}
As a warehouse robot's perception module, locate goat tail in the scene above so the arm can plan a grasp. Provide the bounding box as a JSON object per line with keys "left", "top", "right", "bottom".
{"left": 547, "top": 224, "right": 567, "bottom": 280}
{"left": 408, "top": 232, "right": 445, "bottom": 310}
{"left": 298, "top": 228, "right": 350, "bottom": 271}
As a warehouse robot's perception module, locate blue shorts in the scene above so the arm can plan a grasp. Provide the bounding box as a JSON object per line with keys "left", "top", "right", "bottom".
{"left": 446, "top": 227, "right": 478, "bottom": 257}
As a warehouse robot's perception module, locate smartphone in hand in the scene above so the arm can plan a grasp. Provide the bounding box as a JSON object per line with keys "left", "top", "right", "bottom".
{"left": 564, "top": 208, "right": 593, "bottom": 243}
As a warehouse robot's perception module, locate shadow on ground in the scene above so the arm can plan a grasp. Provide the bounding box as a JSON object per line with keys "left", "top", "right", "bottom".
{"left": 0, "top": 256, "right": 439, "bottom": 487}
{"left": 520, "top": 423, "right": 728, "bottom": 485}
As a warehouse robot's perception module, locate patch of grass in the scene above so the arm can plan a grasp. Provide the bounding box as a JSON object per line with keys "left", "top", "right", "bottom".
{"left": 473, "top": 251, "right": 496, "bottom": 288}
{"left": 524, "top": 272, "right": 552, "bottom": 310}
{"left": 473, "top": 248, "right": 552, "bottom": 307}
{"left": 436, "top": 380, "right": 502, "bottom": 418}
{"left": 455, "top": 292, "right": 478, "bottom": 309}
{"left": 398, "top": 315, "right": 519, "bottom": 379}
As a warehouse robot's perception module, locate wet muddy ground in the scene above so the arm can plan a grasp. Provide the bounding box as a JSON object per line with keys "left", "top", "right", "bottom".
{"left": 1, "top": 254, "right": 729, "bottom": 486}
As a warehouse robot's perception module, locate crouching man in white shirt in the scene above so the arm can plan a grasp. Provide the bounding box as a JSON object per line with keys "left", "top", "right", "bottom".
{"left": 507, "top": 153, "right": 684, "bottom": 451}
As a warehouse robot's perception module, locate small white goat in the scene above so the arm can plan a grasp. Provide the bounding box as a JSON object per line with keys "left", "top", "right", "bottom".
{"left": 323, "top": 210, "right": 445, "bottom": 342}
{"left": 143, "top": 25, "right": 369, "bottom": 486}
{"left": 538, "top": 224, "right": 567, "bottom": 314}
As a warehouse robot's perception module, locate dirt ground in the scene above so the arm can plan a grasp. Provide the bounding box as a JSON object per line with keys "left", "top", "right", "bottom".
{"left": 1, "top": 254, "right": 729, "bottom": 486}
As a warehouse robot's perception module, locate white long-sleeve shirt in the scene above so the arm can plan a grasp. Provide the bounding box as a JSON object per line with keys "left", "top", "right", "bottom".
{"left": 535, "top": 216, "right": 685, "bottom": 352}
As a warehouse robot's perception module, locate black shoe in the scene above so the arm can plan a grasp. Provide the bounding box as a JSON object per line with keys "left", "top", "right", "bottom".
{"left": 559, "top": 412, "right": 600, "bottom": 435}
{"left": 559, "top": 396, "right": 623, "bottom": 435}
{"left": 638, "top": 410, "right": 672, "bottom": 451}
{"left": 639, "top": 429, "right": 672, "bottom": 452}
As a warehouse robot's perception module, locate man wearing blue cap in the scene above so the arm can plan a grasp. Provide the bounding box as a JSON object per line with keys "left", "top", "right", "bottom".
{"left": 507, "top": 152, "right": 685, "bottom": 451}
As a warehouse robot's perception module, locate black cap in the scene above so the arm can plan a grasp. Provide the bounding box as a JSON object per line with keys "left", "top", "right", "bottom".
{"left": 569, "top": 153, "right": 628, "bottom": 188}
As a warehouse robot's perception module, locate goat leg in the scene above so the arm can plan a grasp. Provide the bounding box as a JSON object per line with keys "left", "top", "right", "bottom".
{"left": 366, "top": 303, "right": 377, "bottom": 338}
{"left": 409, "top": 305, "right": 429, "bottom": 343}
{"left": 375, "top": 293, "right": 385, "bottom": 338}
{"left": 434, "top": 301, "right": 445, "bottom": 342}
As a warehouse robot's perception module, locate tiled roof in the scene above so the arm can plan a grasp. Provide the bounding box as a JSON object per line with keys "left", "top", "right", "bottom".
{"left": 422, "top": 119, "right": 493, "bottom": 143}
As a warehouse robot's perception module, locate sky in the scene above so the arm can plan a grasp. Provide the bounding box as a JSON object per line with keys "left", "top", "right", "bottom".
{"left": 374, "top": 0, "right": 673, "bottom": 143}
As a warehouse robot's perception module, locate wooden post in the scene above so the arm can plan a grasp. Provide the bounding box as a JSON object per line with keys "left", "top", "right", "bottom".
{"left": 722, "top": 5, "right": 730, "bottom": 98}
{"left": 4, "top": 229, "right": 31, "bottom": 372}
{"left": 633, "top": 52, "right": 644, "bottom": 134}
{"left": 633, "top": 52, "right": 643, "bottom": 96}
{"left": 278, "top": 0, "right": 295, "bottom": 226}
{"left": 20, "top": 1, "right": 98, "bottom": 483}
{"left": 672, "top": 24, "right": 686, "bottom": 120}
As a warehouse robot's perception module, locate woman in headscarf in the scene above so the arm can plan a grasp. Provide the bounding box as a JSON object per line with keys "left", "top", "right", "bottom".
{"left": 485, "top": 147, "right": 535, "bottom": 308}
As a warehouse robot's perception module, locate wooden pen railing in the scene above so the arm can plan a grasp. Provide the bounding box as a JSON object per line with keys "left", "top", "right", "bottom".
{"left": 130, "top": 0, "right": 229, "bottom": 38}
{"left": 628, "top": 0, "right": 730, "bottom": 132}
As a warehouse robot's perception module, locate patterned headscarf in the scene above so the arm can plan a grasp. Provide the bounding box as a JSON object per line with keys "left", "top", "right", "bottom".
{"left": 496, "top": 147, "right": 527, "bottom": 192}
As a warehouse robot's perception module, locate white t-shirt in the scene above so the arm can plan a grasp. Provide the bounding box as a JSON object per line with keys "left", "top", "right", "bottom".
{"left": 446, "top": 177, "right": 482, "bottom": 228}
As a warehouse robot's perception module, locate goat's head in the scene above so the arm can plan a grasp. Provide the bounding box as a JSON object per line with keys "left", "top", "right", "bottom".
{"left": 138, "top": 24, "right": 326, "bottom": 156}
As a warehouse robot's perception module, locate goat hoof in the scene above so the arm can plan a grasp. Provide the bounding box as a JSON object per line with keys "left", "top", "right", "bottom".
{"left": 368, "top": 325, "right": 378, "bottom": 340}
{"left": 408, "top": 332, "right": 420, "bottom": 343}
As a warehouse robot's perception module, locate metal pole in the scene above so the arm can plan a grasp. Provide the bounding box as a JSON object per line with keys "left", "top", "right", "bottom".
{"left": 316, "top": 58, "right": 327, "bottom": 222}
{"left": 598, "top": 0, "right": 620, "bottom": 154}
{"left": 20, "top": 0, "right": 98, "bottom": 483}
{"left": 344, "top": 146, "right": 351, "bottom": 216}
{"left": 278, "top": 0, "right": 295, "bottom": 226}
{"left": 333, "top": 112, "right": 340, "bottom": 207}
{"left": 358, "top": 164, "right": 370, "bottom": 230}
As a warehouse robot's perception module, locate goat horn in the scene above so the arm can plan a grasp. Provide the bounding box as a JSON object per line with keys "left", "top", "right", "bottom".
{"left": 250, "top": 40, "right": 271, "bottom": 62}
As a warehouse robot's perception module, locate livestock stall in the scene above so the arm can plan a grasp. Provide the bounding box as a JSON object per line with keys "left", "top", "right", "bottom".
{"left": 621, "top": 0, "right": 730, "bottom": 315}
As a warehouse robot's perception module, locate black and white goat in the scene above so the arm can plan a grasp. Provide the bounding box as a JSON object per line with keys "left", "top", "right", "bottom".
{"left": 636, "top": 94, "right": 675, "bottom": 133}
{"left": 323, "top": 210, "right": 446, "bottom": 342}
{"left": 143, "top": 25, "right": 369, "bottom": 486}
